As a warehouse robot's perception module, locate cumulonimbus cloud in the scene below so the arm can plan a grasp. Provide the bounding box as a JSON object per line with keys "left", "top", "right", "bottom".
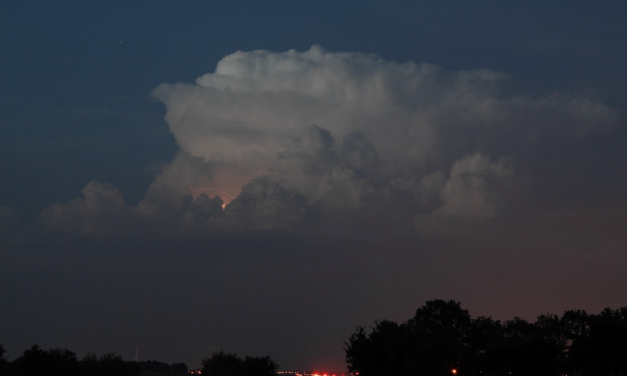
{"left": 41, "top": 46, "right": 620, "bottom": 234}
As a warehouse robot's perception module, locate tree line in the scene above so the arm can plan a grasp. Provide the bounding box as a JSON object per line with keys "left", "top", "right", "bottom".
{"left": 200, "top": 351, "right": 278, "bottom": 376}
{"left": 0, "top": 345, "right": 278, "bottom": 376}
{"left": 4, "top": 300, "right": 625, "bottom": 376}
{"left": 138, "top": 360, "right": 188, "bottom": 374}
{"left": 345, "top": 300, "right": 627, "bottom": 376}
{"left": 0, "top": 345, "right": 141, "bottom": 376}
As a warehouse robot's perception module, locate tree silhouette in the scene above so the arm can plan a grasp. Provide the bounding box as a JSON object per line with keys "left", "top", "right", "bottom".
{"left": 480, "top": 317, "right": 561, "bottom": 376}
{"left": 345, "top": 319, "right": 409, "bottom": 376}
{"left": 171, "top": 362, "right": 189, "bottom": 374}
{"left": 242, "top": 356, "right": 279, "bottom": 376}
{"left": 345, "top": 300, "right": 475, "bottom": 376}
{"left": 0, "top": 344, "right": 9, "bottom": 375}
{"left": 466, "top": 315, "right": 503, "bottom": 374}
{"left": 138, "top": 360, "right": 171, "bottom": 373}
{"left": 405, "top": 300, "right": 473, "bottom": 375}
{"left": 201, "top": 351, "right": 278, "bottom": 376}
{"left": 346, "top": 300, "right": 627, "bottom": 376}
{"left": 202, "top": 351, "right": 243, "bottom": 376}
{"left": 569, "top": 308, "right": 627, "bottom": 375}
{"left": 12, "top": 345, "right": 79, "bottom": 376}
{"left": 79, "top": 352, "right": 99, "bottom": 376}
{"left": 96, "top": 352, "right": 140, "bottom": 376}
{"left": 6, "top": 346, "right": 138, "bottom": 376}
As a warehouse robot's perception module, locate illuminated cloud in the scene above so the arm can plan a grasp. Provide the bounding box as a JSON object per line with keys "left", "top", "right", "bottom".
{"left": 41, "top": 46, "right": 620, "bottom": 234}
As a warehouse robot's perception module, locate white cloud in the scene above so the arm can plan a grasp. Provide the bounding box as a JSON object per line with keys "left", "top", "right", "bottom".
{"left": 437, "top": 153, "right": 514, "bottom": 219}
{"left": 40, "top": 46, "right": 621, "bottom": 234}
{"left": 40, "top": 181, "right": 128, "bottom": 236}
{"left": 151, "top": 46, "right": 617, "bottom": 206}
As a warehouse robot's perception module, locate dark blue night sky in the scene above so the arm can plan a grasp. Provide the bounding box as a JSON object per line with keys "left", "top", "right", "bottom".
{"left": 2, "top": 0, "right": 627, "bottom": 371}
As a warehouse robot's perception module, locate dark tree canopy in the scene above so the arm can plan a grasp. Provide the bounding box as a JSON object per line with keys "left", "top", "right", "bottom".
{"left": 2, "top": 346, "right": 140, "bottom": 376}
{"left": 345, "top": 300, "right": 476, "bottom": 376}
{"left": 138, "top": 360, "right": 171, "bottom": 373}
{"left": 12, "top": 345, "right": 80, "bottom": 376}
{"left": 345, "top": 300, "right": 627, "bottom": 376}
{"left": 171, "top": 362, "right": 189, "bottom": 374}
{"left": 201, "top": 351, "right": 278, "bottom": 376}
{"left": 0, "top": 345, "right": 7, "bottom": 367}
{"left": 93, "top": 352, "right": 141, "bottom": 376}
{"left": 569, "top": 308, "right": 627, "bottom": 376}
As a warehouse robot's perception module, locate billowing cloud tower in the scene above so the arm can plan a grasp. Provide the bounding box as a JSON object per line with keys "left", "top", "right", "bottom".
{"left": 43, "top": 46, "right": 619, "bottom": 233}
